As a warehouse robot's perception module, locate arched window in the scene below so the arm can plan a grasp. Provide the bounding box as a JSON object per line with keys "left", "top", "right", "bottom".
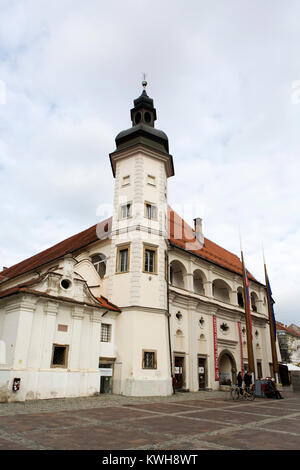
{"left": 91, "top": 253, "right": 107, "bottom": 279}
{"left": 193, "top": 269, "right": 205, "bottom": 295}
{"left": 251, "top": 292, "right": 258, "bottom": 312}
{"left": 212, "top": 279, "right": 230, "bottom": 302}
{"left": 237, "top": 287, "right": 244, "bottom": 308}
{"left": 170, "top": 260, "right": 186, "bottom": 289}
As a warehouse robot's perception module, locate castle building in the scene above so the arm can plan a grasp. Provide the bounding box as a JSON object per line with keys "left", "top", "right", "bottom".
{"left": 0, "top": 85, "right": 281, "bottom": 401}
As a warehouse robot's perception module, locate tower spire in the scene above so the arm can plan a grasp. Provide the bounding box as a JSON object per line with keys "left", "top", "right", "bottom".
{"left": 142, "top": 72, "right": 147, "bottom": 90}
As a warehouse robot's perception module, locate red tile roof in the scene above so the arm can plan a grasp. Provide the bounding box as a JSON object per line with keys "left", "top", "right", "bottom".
{"left": 0, "top": 218, "right": 112, "bottom": 282}
{"left": 0, "top": 208, "right": 258, "bottom": 285}
{"left": 96, "top": 296, "right": 121, "bottom": 312}
{"left": 168, "top": 208, "right": 258, "bottom": 282}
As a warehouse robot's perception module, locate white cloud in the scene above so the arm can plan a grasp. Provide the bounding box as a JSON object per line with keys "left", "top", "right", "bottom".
{"left": 0, "top": 0, "right": 299, "bottom": 324}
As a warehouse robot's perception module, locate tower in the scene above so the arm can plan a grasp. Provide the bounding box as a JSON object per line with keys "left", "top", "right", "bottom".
{"left": 108, "top": 82, "right": 174, "bottom": 395}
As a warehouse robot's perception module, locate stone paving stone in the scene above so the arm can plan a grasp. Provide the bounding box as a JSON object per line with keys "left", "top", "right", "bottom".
{"left": 69, "top": 406, "right": 152, "bottom": 422}
{"left": 0, "top": 390, "right": 299, "bottom": 450}
{"left": 173, "top": 400, "right": 229, "bottom": 408}
{"left": 28, "top": 424, "right": 163, "bottom": 450}
{"left": 227, "top": 403, "right": 296, "bottom": 416}
{"left": 177, "top": 409, "right": 269, "bottom": 425}
{"left": 0, "top": 437, "right": 29, "bottom": 450}
{"left": 127, "top": 414, "right": 232, "bottom": 435}
{"left": 258, "top": 417, "right": 300, "bottom": 434}
{"left": 0, "top": 412, "right": 86, "bottom": 432}
{"left": 241, "top": 405, "right": 299, "bottom": 416}
{"left": 203, "top": 428, "right": 300, "bottom": 450}
{"left": 122, "top": 403, "right": 201, "bottom": 414}
{"left": 155, "top": 440, "right": 222, "bottom": 450}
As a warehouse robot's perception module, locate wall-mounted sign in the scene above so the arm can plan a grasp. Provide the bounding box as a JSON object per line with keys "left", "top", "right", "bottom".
{"left": 99, "top": 368, "right": 113, "bottom": 376}
{"left": 199, "top": 367, "right": 204, "bottom": 373}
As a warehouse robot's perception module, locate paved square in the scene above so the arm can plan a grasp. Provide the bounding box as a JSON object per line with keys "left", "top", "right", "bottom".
{"left": 0, "top": 389, "right": 299, "bottom": 450}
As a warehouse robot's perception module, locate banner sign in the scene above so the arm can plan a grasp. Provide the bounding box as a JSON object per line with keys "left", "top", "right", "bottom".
{"left": 213, "top": 315, "right": 219, "bottom": 381}
{"left": 99, "top": 368, "right": 113, "bottom": 377}
{"left": 238, "top": 322, "right": 245, "bottom": 379}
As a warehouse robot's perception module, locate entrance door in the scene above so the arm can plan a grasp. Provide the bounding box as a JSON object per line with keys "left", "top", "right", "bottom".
{"left": 174, "top": 356, "right": 184, "bottom": 389}
{"left": 99, "top": 362, "right": 113, "bottom": 394}
{"left": 198, "top": 357, "right": 206, "bottom": 389}
{"left": 257, "top": 361, "right": 263, "bottom": 379}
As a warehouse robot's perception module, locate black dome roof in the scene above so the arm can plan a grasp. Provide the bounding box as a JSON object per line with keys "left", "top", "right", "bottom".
{"left": 115, "top": 88, "right": 169, "bottom": 154}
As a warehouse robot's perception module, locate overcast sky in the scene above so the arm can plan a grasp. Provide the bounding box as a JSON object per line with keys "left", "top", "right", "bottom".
{"left": 0, "top": 0, "right": 299, "bottom": 325}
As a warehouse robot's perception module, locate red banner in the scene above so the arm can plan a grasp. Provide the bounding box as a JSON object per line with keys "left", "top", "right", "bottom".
{"left": 213, "top": 315, "right": 219, "bottom": 381}
{"left": 238, "top": 322, "right": 245, "bottom": 379}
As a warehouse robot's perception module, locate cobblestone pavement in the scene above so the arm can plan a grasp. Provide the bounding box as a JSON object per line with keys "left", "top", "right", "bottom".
{"left": 0, "top": 389, "right": 299, "bottom": 450}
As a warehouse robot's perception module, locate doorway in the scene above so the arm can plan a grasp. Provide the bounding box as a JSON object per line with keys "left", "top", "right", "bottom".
{"left": 218, "top": 350, "right": 237, "bottom": 386}
{"left": 198, "top": 357, "right": 206, "bottom": 389}
{"left": 99, "top": 361, "right": 114, "bottom": 394}
{"left": 174, "top": 356, "right": 185, "bottom": 389}
{"left": 257, "top": 361, "right": 263, "bottom": 379}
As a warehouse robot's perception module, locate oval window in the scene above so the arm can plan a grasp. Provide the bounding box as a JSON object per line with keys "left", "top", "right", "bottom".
{"left": 135, "top": 112, "right": 142, "bottom": 124}
{"left": 61, "top": 279, "right": 71, "bottom": 289}
{"left": 144, "top": 112, "right": 151, "bottom": 123}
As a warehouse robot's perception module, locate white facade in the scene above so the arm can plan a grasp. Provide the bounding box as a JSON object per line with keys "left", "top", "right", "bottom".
{"left": 0, "top": 87, "right": 281, "bottom": 401}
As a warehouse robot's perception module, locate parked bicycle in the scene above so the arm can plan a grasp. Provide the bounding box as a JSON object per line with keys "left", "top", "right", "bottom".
{"left": 230, "top": 384, "right": 255, "bottom": 401}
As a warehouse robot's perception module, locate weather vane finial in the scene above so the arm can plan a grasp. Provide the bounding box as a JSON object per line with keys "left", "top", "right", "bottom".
{"left": 142, "top": 72, "right": 147, "bottom": 90}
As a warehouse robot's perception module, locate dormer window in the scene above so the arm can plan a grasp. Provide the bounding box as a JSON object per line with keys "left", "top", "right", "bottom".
{"left": 91, "top": 254, "right": 107, "bottom": 279}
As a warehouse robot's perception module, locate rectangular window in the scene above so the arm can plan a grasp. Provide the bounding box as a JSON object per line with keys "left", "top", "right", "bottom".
{"left": 147, "top": 174, "right": 156, "bottom": 186}
{"left": 51, "top": 345, "right": 69, "bottom": 368}
{"left": 142, "top": 350, "right": 157, "bottom": 369}
{"left": 122, "top": 175, "right": 130, "bottom": 186}
{"left": 144, "top": 248, "right": 156, "bottom": 273}
{"left": 145, "top": 203, "right": 156, "bottom": 220}
{"left": 116, "top": 245, "right": 130, "bottom": 273}
{"left": 121, "top": 203, "right": 131, "bottom": 219}
{"left": 101, "top": 324, "right": 112, "bottom": 342}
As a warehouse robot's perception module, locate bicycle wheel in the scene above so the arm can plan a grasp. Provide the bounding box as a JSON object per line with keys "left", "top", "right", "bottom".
{"left": 246, "top": 391, "right": 255, "bottom": 401}
{"left": 231, "top": 388, "right": 240, "bottom": 401}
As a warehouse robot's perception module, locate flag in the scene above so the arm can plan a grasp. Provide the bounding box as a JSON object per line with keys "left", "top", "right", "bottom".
{"left": 263, "top": 256, "right": 279, "bottom": 375}
{"left": 266, "top": 272, "right": 276, "bottom": 340}
{"left": 244, "top": 263, "right": 253, "bottom": 335}
{"left": 241, "top": 249, "right": 255, "bottom": 375}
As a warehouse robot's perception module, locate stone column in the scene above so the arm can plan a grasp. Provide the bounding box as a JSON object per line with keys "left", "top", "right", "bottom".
{"left": 40, "top": 301, "right": 58, "bottom": 369}
{"left": 69, "top": 306, "right": 84, "bottom": 370}
{"left": 184, "top": 272, "right": 193, "bottom": 292}
{"left": 12, "top": 295, "right": 37, "bottom": 369}
{"left": 89, "top": 310, "right": 102, "bottom": 371}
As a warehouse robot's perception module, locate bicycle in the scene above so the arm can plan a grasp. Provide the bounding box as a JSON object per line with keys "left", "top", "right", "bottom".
{"left": 242, "top": 386, "right": 255, "bottom": 401}
{"left": 230, "top": 384, "right": 241, "bottom": 401}
{"left": 230, "top": 384, "right": 255, "bottom": 401}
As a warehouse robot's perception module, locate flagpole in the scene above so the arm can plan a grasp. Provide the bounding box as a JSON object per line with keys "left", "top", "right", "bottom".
{"left": 240, "top": 249, "right": 256, "bottom": 381}
{"left": 263, "top": 249, "right": 279, "bottom": 383}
